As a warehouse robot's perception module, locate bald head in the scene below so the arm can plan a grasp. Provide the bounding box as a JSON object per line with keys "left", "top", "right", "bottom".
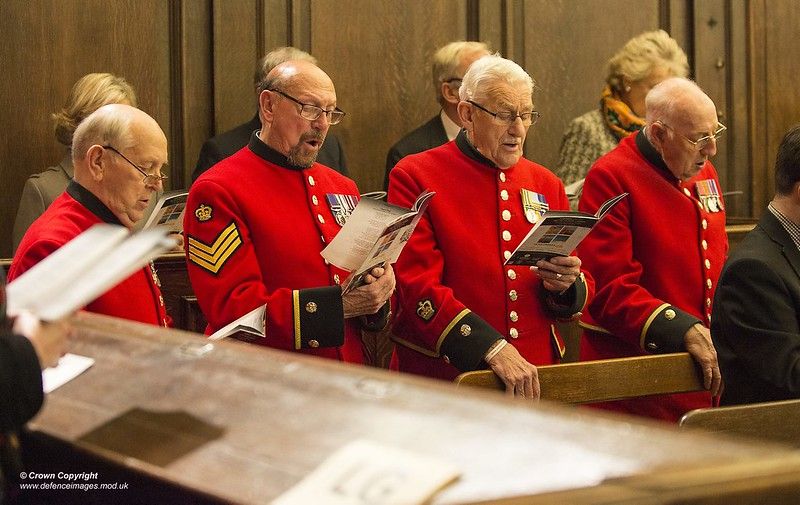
{"left": 645, "top": 78, "right": 721, "bottom": 181}
{"left": 72, "top": 104, "right": 168, "bottom": 228}
{"left": 645, "top": 77, "right": 716, "bottom": 126}
{"left": 263, "top": 60, "right": 335, "bottom": 97}
{"left": 258, "top": 60, "right": 338, "bottom": 167}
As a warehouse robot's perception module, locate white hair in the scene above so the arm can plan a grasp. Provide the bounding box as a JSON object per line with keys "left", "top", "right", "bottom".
{"left": 71, "top": 104, "right": 136, "bottom": 165}
{"left": 459, "top": 54, "right": 534, "bottom": 102}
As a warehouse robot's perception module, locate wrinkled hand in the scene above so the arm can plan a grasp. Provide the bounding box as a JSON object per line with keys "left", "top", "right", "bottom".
{"left": 169, "top": 232, "right": 185, "bottom": 251}
{"left": 342, "top": 264, "right": 395, "bottom": 318}
{"left": 13, "top": 311, "right": 71, "bottom": 369}
{"left": 684, "top": 323, "right": 722, "bottom": 396}
{"left": 530, "top": 255, "right": 581, "bottom": 293}
{"left": 486, "top": 343, "right": 540, "bottom": 400}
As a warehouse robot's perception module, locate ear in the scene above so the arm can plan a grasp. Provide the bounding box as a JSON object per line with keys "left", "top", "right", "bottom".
{"left": 86, "top": 145, "right": 106, "bottom": 181}
{"left": 258, "top": 90, "right": 275, "bottom": 126}
{"left": 441, "top": 82, "right": 459, "bottom": 106}
{"left": 457, "top": 101, "right": 473, "bottom": 131}
{"left": 647, "top": 122, "right": 667, "bottom": 151}
{"left": 792, "top": 181, "right": 800, "bottom": 203}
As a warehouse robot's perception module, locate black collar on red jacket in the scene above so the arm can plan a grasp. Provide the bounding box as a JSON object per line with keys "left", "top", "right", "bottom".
{"left": 455, "top": 129, "right": 498, "bottom": 169}
{"left": 247, "top": 130, "right": 305, "bottom": 171}
{"left": 635, "top": 129, "right": 675, "bottom": 180}
{"left": 66, "top": 180, "right": 122, "bottom": 225}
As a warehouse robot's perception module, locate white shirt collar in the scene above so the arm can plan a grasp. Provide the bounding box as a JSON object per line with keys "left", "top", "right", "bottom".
{"left": 440, "top": 110, "right": 461, "bottom": 141}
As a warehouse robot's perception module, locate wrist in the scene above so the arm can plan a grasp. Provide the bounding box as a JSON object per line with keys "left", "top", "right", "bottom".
{"left": 484, "top": 339, "right": 508, "bottom": 363}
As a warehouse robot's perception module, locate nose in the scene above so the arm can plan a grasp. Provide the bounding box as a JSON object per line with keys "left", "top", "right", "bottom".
{"left": 700, "top": 137, "right": 718, "bottom": 157}
{"left": 146, "top": 177, "right": 163, "bottom": 191}
{"left": 508, "top": 115, "right": 528, "bottom": 135}
{"left": 312, "top": 111, "right": 330, "bottom": 129}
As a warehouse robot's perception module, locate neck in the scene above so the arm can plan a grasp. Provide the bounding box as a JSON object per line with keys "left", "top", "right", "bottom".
{"left": 442, "top": 104, "right": 461, "bottom": 127}
{"left": 771, "top": 196, "right": 800, "bottom": 226}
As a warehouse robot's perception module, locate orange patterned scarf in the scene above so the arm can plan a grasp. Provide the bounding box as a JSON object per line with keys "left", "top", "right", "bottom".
{"left": 601, "top": 85, "right": 645, "bottom": 140}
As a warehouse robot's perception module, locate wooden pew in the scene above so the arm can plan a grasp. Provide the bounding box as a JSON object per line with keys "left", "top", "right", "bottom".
{"left": 680, "top": 399, "right": 800, "bottom": 447}
{"left": 24, "top": 313, "right": 800, "bottom": 503}
{"left": 456, "top": 352, "right": 705, "bottom": 404}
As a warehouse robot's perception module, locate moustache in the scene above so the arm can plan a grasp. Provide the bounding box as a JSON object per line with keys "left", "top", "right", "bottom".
{"left": 300, "top": 130, "right": 326, "bottom": 143}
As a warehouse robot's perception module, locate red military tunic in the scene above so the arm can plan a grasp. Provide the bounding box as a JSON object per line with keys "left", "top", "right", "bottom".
{"left": 577, "top": 131, "right": 728, "bottom": 421}
{"left": 388, "top": 132, "right": 591, "bottom": 380}
{"left": 9, "top": 181, "right": 169, "bottom": 327}
{"left": 185, "top": 133, "right": 382, "bottom": 363}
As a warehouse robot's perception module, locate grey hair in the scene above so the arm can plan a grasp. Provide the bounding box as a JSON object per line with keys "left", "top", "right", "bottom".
{"left": 606, "top": 30, "right": 688, "bottom": 92}
{"left": 255, "top": 47, "right": 317, "bottom": 94}
{"left": 459, "top": 53, "right": 533, "bottom": 102}
{"left": 71, "top": 104, "right": 135, "bottom": 165}
{"left": 431, "top": 41, "right": 490, "bottom": 105}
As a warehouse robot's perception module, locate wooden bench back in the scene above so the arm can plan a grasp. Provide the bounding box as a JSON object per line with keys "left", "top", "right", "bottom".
{"left": 680, "top": 399, "right": 800, "bottom": 447}
{"left": 456, "top": 352, "right": 705, "bottom": 404}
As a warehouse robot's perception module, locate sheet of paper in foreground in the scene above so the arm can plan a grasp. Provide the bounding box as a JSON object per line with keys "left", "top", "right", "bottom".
{"left": 272, "top": 438, "right": 460, "bottom": 505}
{"left": 42, "top": 353, "right": 95, "bottom": 393}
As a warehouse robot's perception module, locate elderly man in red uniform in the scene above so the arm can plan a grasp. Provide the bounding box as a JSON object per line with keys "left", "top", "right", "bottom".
{"left": 388, "top": 55, "right": 591, "bottom": 398}
{"left": 185, "top": 60, "right": 394, "bottom": 363}
{"left": 578, "top": 77, "right": 725, "bottom": 421}
{"left": 10, "top": 104, "right": 170, "bottom": 327}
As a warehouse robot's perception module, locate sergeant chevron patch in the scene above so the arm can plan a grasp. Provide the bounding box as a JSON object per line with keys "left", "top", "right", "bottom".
{"left": 187, "top": 222, "right": 242, "bottom": 274}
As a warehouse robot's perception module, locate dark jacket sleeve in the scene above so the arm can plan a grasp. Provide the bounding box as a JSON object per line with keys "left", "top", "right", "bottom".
{"left": 334, "top": 137, "right": 348, "bottom": 177}
{"left": 384, "top": 147, "right": 403, "bottom": 191}
{"left": 0, "top": 332, "right": 44, "bottom": 432}
{"left": 191, "top": 140, "right": 224, "bottom": 184}
{"left": 713, "top": 256, "right": 800, "bottom": 393}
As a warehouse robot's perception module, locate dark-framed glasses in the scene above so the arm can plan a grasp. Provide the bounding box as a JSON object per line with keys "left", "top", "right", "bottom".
{"left": 443, "top": 77, "right": 462, "bottom": 87}
{"left": 658, "top": 121, "right": 727, "bottom": 151}
{"left": 269, "top": 89, "right": 346, "bottom": 125}
{"left": 102, "top": 145, "right": 168, "bottom": 185}
{"left": 467, "top": 100, "right": 541, "bottom": 127}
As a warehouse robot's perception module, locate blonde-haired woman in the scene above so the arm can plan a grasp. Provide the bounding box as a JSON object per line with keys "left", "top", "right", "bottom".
{"left": 555, "top": 30, "right": 688, "bottom": 205}
{"left": 12, "top": 73, "right": 137, "bottom": 250}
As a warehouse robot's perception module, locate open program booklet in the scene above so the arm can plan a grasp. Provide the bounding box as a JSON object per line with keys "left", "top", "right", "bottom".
{"left": 208, "top": 305, "right": 266, "bottom": 341}
{"left": 6, "top": 224, "right": 177, "bottom": 321}
{"left": 505, "top": 193, "right": 628, "bottom": 266}
{"left": 321, "top": 190, "right": 435, "bottom": 294}
{"left": 142, "top": 190, "right": 189, "bottom": 233}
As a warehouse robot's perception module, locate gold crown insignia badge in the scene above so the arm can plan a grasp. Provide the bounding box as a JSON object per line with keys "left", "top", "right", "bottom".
{"left": 195, "top": 204, "right": 213, "bottom": 222}
{"left": 416, "top": 299, "right": 435, "bottom": 321}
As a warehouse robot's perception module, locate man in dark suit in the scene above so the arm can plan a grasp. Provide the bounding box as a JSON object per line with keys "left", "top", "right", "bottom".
{"left": 192, "top": 47, "right": 347, "bottom": 183}
{"left": 712, "top": 124, "right": 800, "bottom": 405}
{"left": 383, "top": 41, "right": 489, "bottom": 190}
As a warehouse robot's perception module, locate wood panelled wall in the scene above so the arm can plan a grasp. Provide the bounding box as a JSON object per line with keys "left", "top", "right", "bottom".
{"left": 1, "top": 0, "right": 798, "bottom": 257}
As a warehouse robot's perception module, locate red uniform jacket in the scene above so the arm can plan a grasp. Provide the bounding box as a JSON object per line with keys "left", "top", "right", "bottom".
{"left": 185, "top": 134, "right": 385, "bottom": 363}
{"left": 577, "top": 132, "right": 728, "bottom": 421}
{"left": 9, "top": 181, "right": 169, "bottom": 327}
{"left": 388, "top": 132, "right": 591, "bottom": 380}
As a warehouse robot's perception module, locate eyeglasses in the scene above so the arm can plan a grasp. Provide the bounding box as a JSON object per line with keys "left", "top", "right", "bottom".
{"left": 467, "top": 100, "right": 541, "bottom": 127}
{"left": 443, "top": 77, "right": 462, "bottom": 86}
{"left": 269, "top": 89, "right": 346, "bottom": 125}
{"left": 657, "top": 121, "right": 727, "bottom": 151}
{"left": 102, "top": 145, "right": 168, "bottom": 185}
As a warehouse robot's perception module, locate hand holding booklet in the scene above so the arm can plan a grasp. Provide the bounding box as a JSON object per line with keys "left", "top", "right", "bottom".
{"left": 321, "top": 190, "right": 435, "bottom": 294}
{"left": 6, "top": 224, "right": 177, "bottom": 321}
{"left": 505, "top": 193, "right": 628, "bottom": 266}
{"left": 142, "top": 190, "right": 189, "bottom": 233}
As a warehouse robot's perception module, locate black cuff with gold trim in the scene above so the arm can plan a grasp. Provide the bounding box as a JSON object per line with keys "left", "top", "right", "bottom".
{"left": 642, "top": 305, "right": 700, "bottom": 354}
{"left": 295, "top": 286, "right": 345, "bottom": 349}
{"left": 541, "top": 273, "right": 587, "bottom": 319}
{"left": 359, "top": 302, "right": 391, "bottom": 331}
{"left": 440, "top": 312, "right": 503, "bottom": 372}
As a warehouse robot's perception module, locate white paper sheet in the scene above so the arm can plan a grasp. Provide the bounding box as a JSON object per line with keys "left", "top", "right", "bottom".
{"left": 42, "top": 353, "right": 95, "bottom": 393}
